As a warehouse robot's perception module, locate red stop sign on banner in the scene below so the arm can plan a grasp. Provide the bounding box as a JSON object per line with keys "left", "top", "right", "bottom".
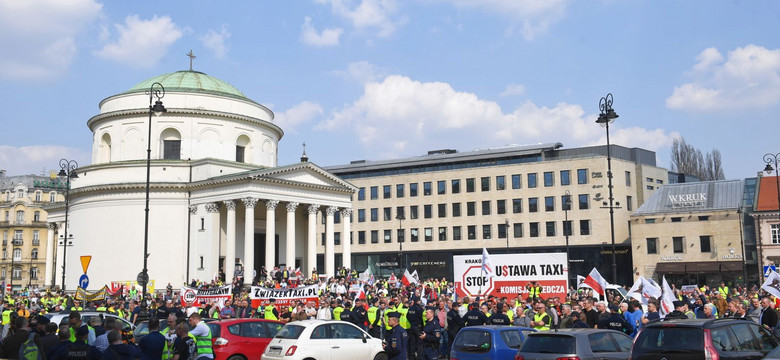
{"left": 5, "top": 284, "right": 10, "bottom": 292}
{"left": 459, "top": 265, "right": 493, "bottom": 297}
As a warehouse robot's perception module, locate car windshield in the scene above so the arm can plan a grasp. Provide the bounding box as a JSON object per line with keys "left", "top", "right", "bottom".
{"left": 500, "top": 330, "right": 523, "bottom": 349}
{"left": 207, "top": 323, "right": 221, "bottom": 338}
{"left": 275, "top": 325, "right": 305, "bottom": 339}
{"left": 453, "top": 330, "right": 491, "bottom": 353}
{"left": 635, "top": 327, "right": 704, "bottom": 353}
{"left": 520, "top": 335, "right": 575, "bottom": 354}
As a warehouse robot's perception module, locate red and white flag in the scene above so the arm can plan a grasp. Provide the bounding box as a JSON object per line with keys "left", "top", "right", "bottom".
{"left": 583, "top": 268, "right": 608, "bottom": 295}
{"left": 356, "top": 286, "right": 366, "bottom": 299}
{"left": 660, "top": 276, "right": 677, "bottom": 317}
{"left": 401, "top": 269, "right": 416, "bottom": 286}
{"left": 481, "top": 248, "right": 494, "bottom": 278}
{"left": 294, "top": 267, "right": 302, "bottom": 278}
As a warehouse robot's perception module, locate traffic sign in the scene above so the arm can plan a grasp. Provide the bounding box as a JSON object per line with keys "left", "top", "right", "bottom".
{"left": 137, "top": 271, "right": 149, "bottom": 286}
{"left": 5, "top": 284, "right": 10, "bottom": 292}
{"left": 764, "top": 265, "right": 777, "bottom": 277}
{"left": 79, "top": 274, "right": 89, "bottom": 289}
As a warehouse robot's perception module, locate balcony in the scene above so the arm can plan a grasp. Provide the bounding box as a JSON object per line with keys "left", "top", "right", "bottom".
{"left": 12, "top": 240, "right": 22, "bottom": 246}
{"left": 32, "top": 239, "right": 40, "bottom": 246}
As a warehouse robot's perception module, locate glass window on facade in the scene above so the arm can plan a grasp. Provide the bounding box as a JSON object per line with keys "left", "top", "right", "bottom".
{"left": 513, "top": 198, "right": 522, "bottom": 213}
{"left": 482, "top": 225, "right": 491, "bottom": 239}
{"left": 529, "top": 198, "right": 538, "bottom": 212}
{"left": 673, "top": 237, "right": 684, "bottom": 253}
{"left": 383, "top": 185, "right": 391, "bottom": 199}
{"left": 370, "top": 186, "right": 378, "bottom": 200}
{"left": 561, "top": 170, "right": 570, "bottom": 186}
{"left": 163, "top": 140, "right": 181, "bottom": 159}
{"left": 563, "top": 220, "right": 572, "bottom": 236}
{"left": 371, "top": 230, "right": 378, "bottom": 243}
{"left": 452, "top": 203, "right": 461, "bottom": 217}
{"left": 512, "top": 174, "right": 522, "bottom": 189}
{"left": 580, "top": 220, "right": 590, "bottom": 235}
{"left": 497, "top": 200, "right": 506, "bottom": 214}
{"left": 577, "top": 169, "right": 588, "bottom": 184}
{"left": 452, "top": 179, "right": 461, "bottom": 194}
{"left": 453, "top": 226, "right": 462, "bottom": 240}
{"left": 424, "top": 182, "right": 432, "bottom": 196}
{"left": 411, "top": 228, "right": 419, "bottom": 242}
{"left": 646, "top": 238, "right": 657, "bottom": 254}
{"left": 424, "top": 205, "right": 432, "bottom": 218}
{"left": 770, "top": 224, "right": 778, "bottom": 244}
{"left": 358, "top": 209, "right": 365, "bottom": 222}
{"left": 562, "top": 195, "right": 572, "bottom": 210}
{"left": 437, "top": 181, "right": 446, "bottom": 195}
{"left": 496, "top": 176, "right": 505, "bottom": 190}
{"left": 700, "top": 235, "right": 712, "bottom": 252}
{"left": 358, "top": 187, "right": 365, "bottom": 200}
{"left": 410, "top": 183, "right": 418, "bottom": 197}
{"left": 396, "top": 206, "right": 404, "bottom": 220}
{"left": 397, "top": 229, "right": 405, "bottom": 243}
{"left": 545, "top": 196, "right": 555, "bottom": 212}
{"left": 645, "top": 218, "right": 656, "bottom": 224}
{"left": 513, "top": 223, "right": 523, "bottom": 238}
{"left": 383, "top": 230, "right": 391, "bottom": 243}
{"left": 439, "top": 227, "right": 447, "bottom": 241}
{"left": 529, "top": 222, "right": 539, "bottom": 237}
{"left": 626, "top": 196, "right": 633, "bottom": 211}
{"left": 396, "top": 184, "right": 404, "bottom": 198}
{"left": 425, "top": 228, "right": 433, "bottom": 241}
{"left": 468, "top": 226, "right": 476, "bottom": 240}
{"left": 370, "top": 208, "right": 378, "bottom": 221}
{"left": 410, "top": 206, "right": 419, "bottom": 219}
{"left": 546, "top": 221, "right": 556, "bottom": 236}
{"left": 438, "top": 204, "right": 446, "bottom": 218}
{"left": 528, "top": 173, "right": 537, "bottom": 188}
{"left": 625, "top": 171, "right": 631, "bottom": 186}
{"left": 466, "top": 178, "right": 475, "bottom": 192}
{"left": 498, "top": 223, "right": 508, "bottom": 239}
{"left": 578, "top": 194, "right": 589, "bottom": 210}
{"left": 383, "top": 207, "right": 391, "bottom": 221}
{"left": 544, "top": 171, "right": 554, "bottom": 187}
{"left": 481, "top": 177, "right": 490, "bottom": 191}
{"left": 358, "top": 231, "right": 366, "bottom": 244}
{"left": 482, "top": 201, "right": 491, "bottom": 215}
{"left": 467, "top": 202, "right": 476, "bottom": 216}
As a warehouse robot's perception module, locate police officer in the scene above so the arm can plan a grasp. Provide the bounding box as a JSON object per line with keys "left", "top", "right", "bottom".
{"left": 420, "top": 308, "right": 441, "bottom": 360}
{"left": 597, "top": 304, "right": 631, "bottom": 334}
{"left": 405, "top": 299, "right": 424, "bottom": 359}
{"left": 463, "top": 303, "right": 488, "bottom": 327}
{"left": 263, "top": 299, "right": 279, "bottom": 321}
{"left": 339, "top": 301, "right": 357, "bottom": 324}
{"left": 332, "top": 300, "right": 345, "bottom": 320}
{"left": 384, "top": 312, "right": 408, "bottom": 360}
{"left": 490, "top": 303, "right": 511, "bottom": 325}
{"left": 353, "top": 298, "right": 368, "bottom": 330}
{"left": 445, "top": 300, "right": 463, "bottom": 355}
{"left": 367, "top": 298, "right": 382, "bottom": 338}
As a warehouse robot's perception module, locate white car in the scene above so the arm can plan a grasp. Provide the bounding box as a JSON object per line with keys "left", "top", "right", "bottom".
{"left": 261, "top": 319, "right": 387, "bottom": 360}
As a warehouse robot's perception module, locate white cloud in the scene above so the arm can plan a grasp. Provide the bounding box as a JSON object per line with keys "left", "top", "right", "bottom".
{"left": 199, "top": 26, "right": 231, "bottom": 59}
{"left": 300, "top": 17, "right": 343, "bottom": 47}
{"left": 0, "top": 145, "right": 90, "bottom": 176}
{"left": 0, "top": 0, "right": 102, "bottom": 81}
{"left": 316, "top": 75, "right": 677, "bottom": 158}
{"left": 667, "top": 45, "right": 780, "bottom": 111}
{"left": 275, "top": 101, "right": 324, "bottom": 133}
{"left": 434, "top": 0, "right": 568, "bottom": 40}
{"left": 314, "top": 0, "right": 406, "bottom": 37}
{"left": 94, "top": 15, "right": 183, "bottom": 68}
{"left": 331, "top": 61, "right": 388, "bottom": 84}
{"left": 500, "top": 83, "right": 525, "bottom": 97}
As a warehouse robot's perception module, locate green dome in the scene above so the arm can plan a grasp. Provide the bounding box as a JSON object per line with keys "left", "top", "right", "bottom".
{"left": 126, "top": 70, "right": 248, "bottom": 100}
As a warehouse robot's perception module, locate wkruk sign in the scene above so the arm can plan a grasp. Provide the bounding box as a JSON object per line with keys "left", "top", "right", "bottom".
{"left": 453, "top": 253, "right": 567, "bottom": 300}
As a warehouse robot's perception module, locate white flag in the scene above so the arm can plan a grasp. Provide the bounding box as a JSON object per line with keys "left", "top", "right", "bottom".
{"left": 481, "top": 248, "right": 494, "bottom": 278}
{"left": 411, "top": 270, "right": 420, "bottom": 284}
{"left": 762, "top": 270, "right": 780, "bottom": 299}
{"left": 660, "top": 276, "right": 677, "bottom": 317}
{"left": 628, "top": 276, "right": 662, "bottom": 306}
{"left": 359, "top": 267, "right": 372, "bottom": 283}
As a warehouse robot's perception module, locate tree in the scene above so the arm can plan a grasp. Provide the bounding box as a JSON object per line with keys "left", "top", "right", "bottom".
{"left": 670, "top": 137, "right": 725, "bottom": 181}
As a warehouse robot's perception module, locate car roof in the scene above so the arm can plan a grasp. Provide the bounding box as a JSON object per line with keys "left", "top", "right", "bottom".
{"left": 282, "top": 319, "right": 357, "bottom": 326}
{"left": 526, "top": 328, "right": 621, "bottom": 336}
{"left": 459, "top": 325, "right": 536, "bottom": 332}
{"left": 643, "top": 317, "right": 755, "bottom": 328}
{"left": 210, "top": 318, "right": 284, "bottom": 325}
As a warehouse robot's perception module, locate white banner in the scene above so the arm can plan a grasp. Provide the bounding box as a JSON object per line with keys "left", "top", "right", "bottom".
{"left": 453, "top": 253, "right": 567, "bottom": 299}
{"left": 179, "top": 285, "right": 232, "bottom": 308}
{"left": 249, "top": 284, "right": 320, "bottom": 308}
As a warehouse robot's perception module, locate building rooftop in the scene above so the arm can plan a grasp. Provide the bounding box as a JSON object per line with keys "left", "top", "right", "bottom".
{"left": 124, "top": 70, "right": 248, "bottom": 100}
{"left": 756, "top": 176, "right": 780, "bottom": 212}
{"left": 633, "top": 179, "right": 744, "bottom": 215}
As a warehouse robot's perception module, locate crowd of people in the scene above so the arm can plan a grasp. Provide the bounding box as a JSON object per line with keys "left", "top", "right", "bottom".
{"left": 0, "top": 268, "right": 778, "bottom": 360}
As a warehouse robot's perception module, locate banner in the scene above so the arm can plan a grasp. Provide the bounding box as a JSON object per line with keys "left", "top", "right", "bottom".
{"left": 453, "top": 253, "right": 567, "bottom": 300}
{"left": 249, "top": 284, "right": 320, "bottom": 309}
{"left": 180, "top": 286, "right": 233, "bottom": 308}
{"left": 110, "top": 280, "right": 156, "bottom": 296}
{"left": 680, "top": 285, "right": 698, "bottom": 296}
{"left": 75, "top": 286, "right": 110, "bottom": 301}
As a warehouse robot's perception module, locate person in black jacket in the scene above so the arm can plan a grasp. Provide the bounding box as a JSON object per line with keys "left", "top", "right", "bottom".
{"left": 597, "top": 305, "right": 631, "bottom": 334}
{"left": 463, "top": 303, "right": 488, "bottom": 327}
{"left": 339, "top": 301, "right": 358, "bottom": 325}
{"left": 445, "top": 300, "right": 463, "bottom": 355}
{"left": 353, "top": 298, "right": 368, "bottom": 329}
{"left": 384, "top": 312, "right": 408, "bottom": 360}
{"left": 420, "top": 308, "right": 441, "bottom": 360}
{"left": 760, "top": 297, "right": 778, "bottom": 330}
{"left": 489, "top": 303, "right": 511, "bottom": 325}
{"left": 0, "top": 317, "right": 40, "bottom": 360}
{"left": 405, "top": 299, "right": 424, "bottom": 360}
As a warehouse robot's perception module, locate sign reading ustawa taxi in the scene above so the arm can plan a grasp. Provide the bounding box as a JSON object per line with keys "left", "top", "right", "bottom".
{"left": 453, "top": 253, "right": 567, "bottom": 300}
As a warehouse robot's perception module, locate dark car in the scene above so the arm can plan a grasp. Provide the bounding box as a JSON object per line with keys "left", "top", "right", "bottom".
{"left": 515, "top": 328, "right": 633, "bottom": 360}
{"left": 631, "top": 317, "right": 779, "bottom": 360}
{"left": 450, "top": 325, "right": 535, "bottom": 360}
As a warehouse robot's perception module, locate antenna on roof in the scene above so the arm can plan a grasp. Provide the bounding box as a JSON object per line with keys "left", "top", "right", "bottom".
{"left": 301, "top": 142, "right": 309, "bottom": 162}
{"left": 187, "top": 50, "right": 196, "bottom": 71}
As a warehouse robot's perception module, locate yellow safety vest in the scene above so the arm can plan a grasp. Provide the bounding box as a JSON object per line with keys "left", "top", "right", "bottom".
{"left": 161, "top": 327, "right": 173, "bottom": 360}
{"left": 191, "top": 327, "right": 213, "bottom": 355}
{"left": 718, "top": 286, "right": 729, "bottom": 295}
{"left": 264, "top": 305, "right": 277, "bottom": 320}
{"left": 1, "top": 310, "right": 11, "bottom": 325}
{"left": 533, "top": 313, "right": 550, "bottom": 331}
{"left": 367, "top": 307, "right": 378, "bottom": 325}
{"left": 529, "top": 286, "right": 541, "bottom": 299}
{"left": 332, "top": 306, "right": 344, "bottom": 320}
{"left": 397, "top": 307, "right": 410, "bottom": 329}
{"left": 384, "top": 306, "right": 395, "bottom": 330}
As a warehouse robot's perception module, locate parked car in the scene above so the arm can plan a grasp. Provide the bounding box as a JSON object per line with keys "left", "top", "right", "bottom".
{"left": 515, "top": 328, "right": 633, "bottom": 360}
{"left": 450, "top": 325, "right": 535, "bottom": 360}
{"left": 207, "top": 318, "right": 285, "bottom": 360}
{"left": 45, "top": 311, "right": 135, "bottom": 333}
{"left": 262, "top": 319, "right": 386, "bottom": 360}
{"left": 133, "top": 319, "right": 170, "bottom": 343}
{"left": 631, "top": 317, "right": 779, "bottom": 360}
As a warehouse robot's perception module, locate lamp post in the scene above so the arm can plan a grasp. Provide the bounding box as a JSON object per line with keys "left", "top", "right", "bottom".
{"left": 505, "top": 218, "right": 510, "bottom": 253}
{"left": 596, "top": 93, "right": 620, "bottom": 284}
{"left": 564, "top": 190, "right": 572, "bottom": 285}
{"left": 142, "top": 82, "right": 166, "bottom": 299}
{"left": 58, "top": 159, "right": 78, "bottom": 291}
{"left": 737, "top": 208, "right": 747, "bottom": 283}
{"left": 396, "top": 210, "right": 405, "bottom": 273}
{"left": 763, "top": 153, "right": 780, "bottom": 280}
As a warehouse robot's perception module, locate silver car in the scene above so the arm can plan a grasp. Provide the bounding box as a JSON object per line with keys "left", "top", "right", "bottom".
{"left": 515, "top": 328, "right": 633, "bottom": 360}
{"left": 44, "top": 311, "right": 135, "bottom": 332}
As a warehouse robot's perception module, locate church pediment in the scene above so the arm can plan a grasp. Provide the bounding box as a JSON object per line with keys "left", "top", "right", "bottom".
{"left": 253, "top": 162, "right": 356, "bottom": 191}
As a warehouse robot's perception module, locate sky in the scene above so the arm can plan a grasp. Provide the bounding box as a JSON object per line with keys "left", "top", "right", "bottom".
{"left": 1, "top": 0, "right": 779, "bottom": 180}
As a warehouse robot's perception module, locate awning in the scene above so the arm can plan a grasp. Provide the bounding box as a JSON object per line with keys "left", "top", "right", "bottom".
{"left": 655, "top": 261, "right": 743, "bottom": 274}
{"left": 655, "top": 262, "right": 687, "bottom": 273}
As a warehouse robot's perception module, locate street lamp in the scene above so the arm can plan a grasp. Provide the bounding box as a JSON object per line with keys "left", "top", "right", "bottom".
{"left": 142, "top": 82, "right": 166, "bottom": 299}
{"left": 396, "top": 209, "right": 405, "bottom": 273}
{"left": 505, "top": 218, "right": 510, "bottom": 253}
{"left": 58, "top": 158, "right": 78, "bottom": 291}
{"left": 596, "top": 93, "right": 620, "bottom": 284}
{"left": 563, "top": 190, "right": 572, "bottom": 285}
{"left": 762, "top": 153, "right": 780, "bottom": 279}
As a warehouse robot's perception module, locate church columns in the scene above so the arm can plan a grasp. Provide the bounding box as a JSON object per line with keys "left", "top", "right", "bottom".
{"left": 205, "top": 202, "right": 221, "bottom": 279}
{"left": 341, "top": 209, "right": 352, "bottom": 270}
{"left": 44, "top": 223, "right": 57, "bottom": 287}
{"left": 325, "top": 206, "right": 337, "bottom": 278}
{"left": 307, "top": 205, "right": 319, "bottom": 277}
{"left": 285, "top": 202, "right": 299, "bottom": 271}
{"left": 224, "top": 200, "right": 237, "bottom": 281}
{"left": 242, "top": 198, "right": 258, "bottom": 286}
{"left": 265, "top": 200, "right": 279, "bottom": 275}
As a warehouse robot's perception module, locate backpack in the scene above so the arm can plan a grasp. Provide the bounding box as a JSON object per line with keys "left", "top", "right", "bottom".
{"left": 19, "top": 332, "right": 42, "bottom": 360}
